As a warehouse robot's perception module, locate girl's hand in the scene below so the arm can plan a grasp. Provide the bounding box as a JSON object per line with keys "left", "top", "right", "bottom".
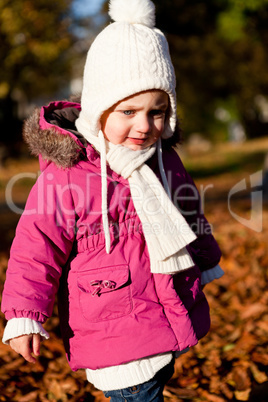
{"left": 9, "top": 334, "right": 41, "bottom": 363}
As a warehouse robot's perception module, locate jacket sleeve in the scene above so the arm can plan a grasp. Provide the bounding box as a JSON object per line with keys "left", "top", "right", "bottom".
{"left": 1, "top": 163, "right": 76, "bottom": 323}
{"left": 164, "top": 149, "right": 222, "bottom": 273}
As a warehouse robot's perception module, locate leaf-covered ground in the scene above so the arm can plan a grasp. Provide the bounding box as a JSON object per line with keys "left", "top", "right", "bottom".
{"left": 0, "top": 141, "right": 267, "bottom": 401}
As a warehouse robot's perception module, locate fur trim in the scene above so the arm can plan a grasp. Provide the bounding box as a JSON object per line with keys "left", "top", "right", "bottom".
{"left": 23, "top": 108, "right": 84, "bottom": 169}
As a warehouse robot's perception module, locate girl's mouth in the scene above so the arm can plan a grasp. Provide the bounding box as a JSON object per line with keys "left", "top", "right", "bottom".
{"left": 128, "top": 138, "right": 147, "bottom": 145}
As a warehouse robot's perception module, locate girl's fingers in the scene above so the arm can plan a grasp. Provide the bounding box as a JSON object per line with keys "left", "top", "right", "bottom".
{"left": 32, "top": 333, "right": 41, "bottom": 357}
{"left": 22, "top": 341, "right": 37, "bottom": 363}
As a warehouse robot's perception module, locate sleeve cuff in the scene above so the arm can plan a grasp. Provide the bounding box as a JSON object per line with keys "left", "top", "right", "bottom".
{"left": 2, "top": 317, "right": 50, "bottom": 345}
{"left": 201, "top": 264, "right": 224, "bottom": 285}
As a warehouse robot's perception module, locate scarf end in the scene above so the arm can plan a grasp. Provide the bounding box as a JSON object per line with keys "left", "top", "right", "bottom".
{"left": 150, "top": 248, "right": 195, "bottom": 275}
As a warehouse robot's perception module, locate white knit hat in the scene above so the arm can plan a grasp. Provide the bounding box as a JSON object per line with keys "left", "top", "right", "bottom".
{"left": 76, "top": 0, "right": 177, "bottom": 139}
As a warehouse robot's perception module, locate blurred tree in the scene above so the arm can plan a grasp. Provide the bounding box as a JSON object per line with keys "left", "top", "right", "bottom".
{"left": 153, "top": 0, "right": 228, "bottom": 139}
{"left": 217, "top": 0, "right": 268, "bottom": 138}
{"left": 152, "top": 0, "right": 268, "bottom": 140}
{"left": 100, "top": 0, "right": 268, "bottom": 140}
{"left": 0, "top": 0, "right": 75, "bottom": 156}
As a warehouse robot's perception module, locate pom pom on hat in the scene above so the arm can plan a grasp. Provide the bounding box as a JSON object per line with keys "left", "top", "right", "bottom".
{"left": 109, "top": 0, "right": 155, "bottom": 27}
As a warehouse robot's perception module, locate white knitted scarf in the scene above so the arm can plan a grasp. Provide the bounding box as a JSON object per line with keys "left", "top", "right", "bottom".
{"left": 76, "top": 119, "right": 197, "bottom": 274}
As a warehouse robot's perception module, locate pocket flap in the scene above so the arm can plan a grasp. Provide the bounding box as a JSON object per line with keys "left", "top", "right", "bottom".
{"left": 77, "top": 265, "right": 129, "bottom": 297}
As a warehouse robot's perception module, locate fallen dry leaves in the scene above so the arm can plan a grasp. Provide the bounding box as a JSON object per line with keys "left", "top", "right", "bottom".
{"left": 163, "top": 171, "right": 268, "bottom": 402}
{"left": 0, "top": 165, "right": 267, "bottom": 401}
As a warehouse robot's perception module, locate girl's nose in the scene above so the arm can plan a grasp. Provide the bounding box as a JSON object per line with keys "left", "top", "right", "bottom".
{"left": 136, "top": 114, "right": 151, "bottom": 134}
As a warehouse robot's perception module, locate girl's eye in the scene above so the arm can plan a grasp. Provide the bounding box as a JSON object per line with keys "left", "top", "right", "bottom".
{"left": 123, "top": 110, "right": 134, "bottom": 116}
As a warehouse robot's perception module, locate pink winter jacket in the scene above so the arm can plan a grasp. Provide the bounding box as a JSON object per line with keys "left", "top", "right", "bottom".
{"left": 1, "top": 101, "right": 221, "bottom": 371}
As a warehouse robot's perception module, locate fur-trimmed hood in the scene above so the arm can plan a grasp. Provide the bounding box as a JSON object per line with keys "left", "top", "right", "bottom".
{"left": 23, "top": 101, "right": 88, "bottom": 170}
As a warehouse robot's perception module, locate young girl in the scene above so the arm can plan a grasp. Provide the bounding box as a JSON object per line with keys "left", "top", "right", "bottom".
{"left": 1, "top": 0, "right": 223, "bottom": 400}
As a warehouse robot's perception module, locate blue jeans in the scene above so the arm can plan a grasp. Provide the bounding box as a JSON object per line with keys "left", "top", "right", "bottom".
{"left": 103, "top": 359, "right": 174, "bottom": 401}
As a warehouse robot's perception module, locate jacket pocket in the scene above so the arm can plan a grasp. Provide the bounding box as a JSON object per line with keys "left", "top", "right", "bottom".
{"left": 77, "top": 264, "right": 132, "bottom": 322}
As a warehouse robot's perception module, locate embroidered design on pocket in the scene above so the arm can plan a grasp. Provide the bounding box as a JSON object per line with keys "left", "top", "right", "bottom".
{"left": 90, "top": 280, "right": 116, "bottom": 296}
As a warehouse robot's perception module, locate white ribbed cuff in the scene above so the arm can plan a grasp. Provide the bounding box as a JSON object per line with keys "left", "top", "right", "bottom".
{"left": 2, "top": 318, "right": 49, "bottom": 345}
{"left": 201, "top": 265, "right": 224, "bottom": 285}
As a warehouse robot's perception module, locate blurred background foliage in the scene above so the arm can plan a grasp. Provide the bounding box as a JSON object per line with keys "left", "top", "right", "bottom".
{"left": 1, "top": 0, "right": 268, "bottom": 158}
{"left": 153, "top": 0, "right": 268, "bottom": 141}
{"left": 0, "top": 0, "right": 76, "bottom": 156}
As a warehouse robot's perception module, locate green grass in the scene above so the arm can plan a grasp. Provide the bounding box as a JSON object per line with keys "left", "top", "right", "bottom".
{"left": 177, "top": 137, "right": 268, "bottom": 178}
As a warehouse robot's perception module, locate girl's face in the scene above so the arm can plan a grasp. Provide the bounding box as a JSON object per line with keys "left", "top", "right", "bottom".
{"left": 101, "top": 90, "right": 169, "bottom": 151}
